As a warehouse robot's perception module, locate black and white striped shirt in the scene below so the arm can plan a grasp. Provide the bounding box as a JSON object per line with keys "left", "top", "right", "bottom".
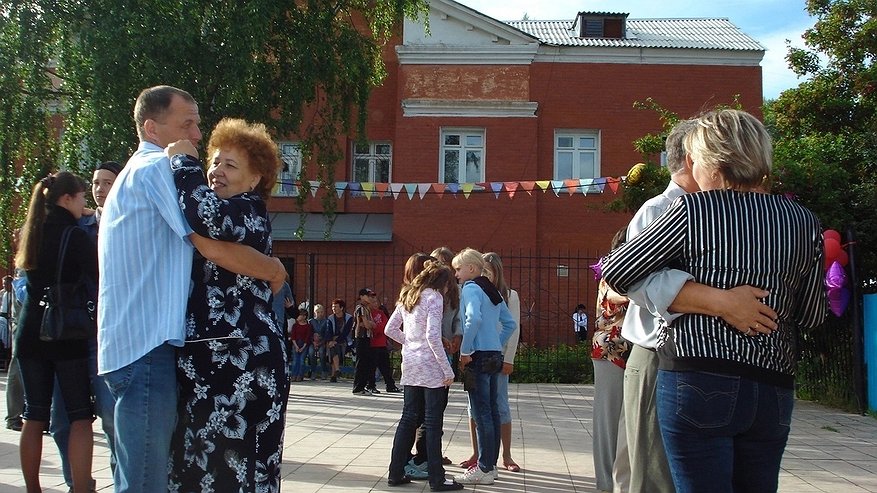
{"left": 602, "top": 190, "right": 827, "bottom": 388}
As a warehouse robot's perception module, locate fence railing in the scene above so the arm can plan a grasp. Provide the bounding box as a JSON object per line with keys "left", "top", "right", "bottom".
{"left": 283, "top": 247, "right": 859, "bottom": 406}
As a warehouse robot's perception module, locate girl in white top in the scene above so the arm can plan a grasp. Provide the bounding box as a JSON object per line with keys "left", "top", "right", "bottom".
{"left": 385, "top": 261, "right": 462, "bottom": 491}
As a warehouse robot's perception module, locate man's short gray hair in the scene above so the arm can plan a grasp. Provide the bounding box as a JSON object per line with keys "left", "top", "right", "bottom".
{"left": 665, "top": 119, "right": 698, "bottom": 174}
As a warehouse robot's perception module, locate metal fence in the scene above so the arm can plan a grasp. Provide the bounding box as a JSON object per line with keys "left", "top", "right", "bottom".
{"left": 282, "top": 247, "right": 601, "bottom": 382}
{"left": 281, "top": 247, "right": 860, "bottom": 399}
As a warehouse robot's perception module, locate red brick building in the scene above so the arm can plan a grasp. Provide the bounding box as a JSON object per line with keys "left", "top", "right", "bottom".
{"left": 269, "top": 0, "right": 765, "bottom": 340}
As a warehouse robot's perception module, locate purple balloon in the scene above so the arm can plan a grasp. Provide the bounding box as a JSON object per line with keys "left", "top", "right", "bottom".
{"left": 825, "top": 261, "right": 848, "bottom": 289}
{"left": 827, "top": 286, "right": 851, "bottom": 317}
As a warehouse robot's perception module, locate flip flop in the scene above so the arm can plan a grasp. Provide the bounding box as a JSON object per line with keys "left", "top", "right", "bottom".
{"left": 459, "top": 457, "right": 477, "bottom": 469}
{"left": 504, "top": 461, "right": 521, "bottom": 472}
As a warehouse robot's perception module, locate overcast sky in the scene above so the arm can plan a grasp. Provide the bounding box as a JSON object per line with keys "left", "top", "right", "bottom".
{"left": 462, "top": 0, "right": 816, "bottom": 99}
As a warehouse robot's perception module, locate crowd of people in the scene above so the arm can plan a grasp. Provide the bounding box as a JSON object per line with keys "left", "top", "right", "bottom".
{"left": 2, "top": 82, "right": 828, "bottom": 493}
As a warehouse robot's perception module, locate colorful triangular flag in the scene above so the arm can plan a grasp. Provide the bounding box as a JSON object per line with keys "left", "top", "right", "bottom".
{"left": 404, "top": 183, "right": 417, "bottom": 200}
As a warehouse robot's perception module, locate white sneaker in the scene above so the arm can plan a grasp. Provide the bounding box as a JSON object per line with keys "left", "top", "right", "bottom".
{"left": 454, "top": 465, "right": 495, "bottom": 485}
{"left": 490, "top": 468, "right": 498, "bottom": 480}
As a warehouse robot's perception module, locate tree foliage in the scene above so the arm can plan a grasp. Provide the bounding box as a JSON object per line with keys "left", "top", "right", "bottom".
{"left": 767, "top": 0, "right": 877, "bottom": 286}
{"left": 0, "top": 0, "right": 429, "bottom": 267}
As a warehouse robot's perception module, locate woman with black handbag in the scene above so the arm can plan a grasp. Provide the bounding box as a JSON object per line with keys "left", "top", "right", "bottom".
{"left": 14, "top": 171, "right": 96, "bottom": 493}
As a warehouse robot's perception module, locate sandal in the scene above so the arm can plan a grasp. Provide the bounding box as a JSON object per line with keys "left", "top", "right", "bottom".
{"left": 459, "top": 457, "right": 477, "bottom": 469}
{"left": 503, "top": 459, "right": 521, "bottom": 472}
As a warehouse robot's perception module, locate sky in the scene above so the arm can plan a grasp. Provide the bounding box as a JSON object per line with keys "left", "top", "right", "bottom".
{"left": 462, "top": 0, "right": 816, "bottom": 99}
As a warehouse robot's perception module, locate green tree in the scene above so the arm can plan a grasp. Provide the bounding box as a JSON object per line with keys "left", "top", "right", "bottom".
{"left": 0, "top": 0, "right": 428, "bottom": 267}
{"left": 767, "top": 0, "right": 877, "bottom": 286}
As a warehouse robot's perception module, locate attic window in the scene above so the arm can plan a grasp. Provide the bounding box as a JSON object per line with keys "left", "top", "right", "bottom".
{"left": 583, "top": 19, "right": 603, "bottom": 37}
{"left": 576, "top": 12, "right": 628, "bottom": 39}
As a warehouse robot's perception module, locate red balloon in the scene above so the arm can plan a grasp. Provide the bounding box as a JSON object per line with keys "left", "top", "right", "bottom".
{"left": 824, "top": 238, "right": 841, "bottom": 261}
{"left": 837, "top": 249, "right": 849, "bottom": 267}
{"left": 824, "top": 229, "right": 841, "bottom": 243}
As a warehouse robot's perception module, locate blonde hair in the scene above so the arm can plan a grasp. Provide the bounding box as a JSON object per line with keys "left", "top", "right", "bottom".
{"left": 482, "top": 252, "right": 509, "bottom": 302}
{"left": 398, "top": 260, "right": 455, "bottom": 311}
{"left": 684, "top": 109, "right": 772, "bottom": 190}
{"left": 313, "top": 304, "right": 325, "bottom": 316}
{"left": 430, "top": 246, "right": 455, "bottom": 265}
{"left": 451, "top": 247, "right": 485, "bottom": 273}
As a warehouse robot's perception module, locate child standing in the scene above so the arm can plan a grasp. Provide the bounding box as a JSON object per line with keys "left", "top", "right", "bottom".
{"left": 451, "top": 248, "right": 516, "bottom": 485}
{"left": 289, "top": 309, "right": 312, "bottom": 382}
{"left": 385, "top": 260, "right": 462, "bottom": 491}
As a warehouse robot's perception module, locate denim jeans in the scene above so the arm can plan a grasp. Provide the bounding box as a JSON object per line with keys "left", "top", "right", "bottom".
{"left": 657, "top": 370, "right": 794, "bottom": 493}
{"left": 52, "top": 336, "right": 117, "bottom": 486}
{"left": 466, "top": 350, "right": 503, "bottom": 472}
{"left": 102, "top": 344, "right": 178, "bottom": 493}
{"left": 389, "top": 385, "right": 449, "bottom": 488}
{"left": 291, "top": 349, "right": 307, "bottom": 378}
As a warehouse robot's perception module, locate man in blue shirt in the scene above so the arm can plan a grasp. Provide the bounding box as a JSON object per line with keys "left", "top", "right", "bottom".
{"left": 97, "top": 85, "right": 287, "bottom": 493}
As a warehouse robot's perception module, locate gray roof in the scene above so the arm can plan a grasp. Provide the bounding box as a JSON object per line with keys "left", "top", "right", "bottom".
{"left": 506, "top": 18, "right": 765, "bottom": 51}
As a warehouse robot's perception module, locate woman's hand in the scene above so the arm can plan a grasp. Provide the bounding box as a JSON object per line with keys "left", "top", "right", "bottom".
{"left": 441, "top": 337, "right": 451, "bottom": 352}
{"left": 165, "top": 140, "right": 198, "bottom": 160}
{"left": 459, "top": 354, "right": 472, "bottom": 370}
{"left": 443, "top": 378, "right": 454, "bottom": 387}
{"left": 501, "top": 362, "right": 514, "bottom": 375}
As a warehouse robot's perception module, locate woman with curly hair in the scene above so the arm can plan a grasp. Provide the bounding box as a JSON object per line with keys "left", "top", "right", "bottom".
{"left": 164, "top": 118, "right": 289, "bottom": 492}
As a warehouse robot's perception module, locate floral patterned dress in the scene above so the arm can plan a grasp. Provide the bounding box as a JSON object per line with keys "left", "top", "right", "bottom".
{"left": 168, "top": 154, "right": 290, "bottom": 493}
{"left": 591, "top": 278, "right": 631, "bottom": 369}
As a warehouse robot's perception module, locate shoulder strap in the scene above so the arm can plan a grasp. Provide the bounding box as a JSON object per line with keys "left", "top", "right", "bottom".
{"left": 54, "top": 226, "right": 74, "bottom": 288}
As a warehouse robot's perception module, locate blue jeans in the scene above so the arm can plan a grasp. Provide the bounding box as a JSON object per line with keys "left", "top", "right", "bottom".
{"left": 466, "top": 372, "right": 511, "bottom": 423}
{"left": 102, "top": 344, "right": 178, "bottom": 493}
{"left": 389, "top": 385, "right": 449, "bottom": 488}
{"left": 51, "top": 337, "right": 116, "bottom": 486}
{"left": 466, "top": 351, "right": 503, "bottom": 472}
{"left": 291, "top": 348, "right": 307, "bottom": 377}
{"left": 657, "top": 370, "right": 794, "bottom": 493}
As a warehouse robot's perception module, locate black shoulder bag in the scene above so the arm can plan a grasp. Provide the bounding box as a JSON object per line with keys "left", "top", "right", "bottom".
{"left": 39, "top": 227, "right": 96, "bottom": 341}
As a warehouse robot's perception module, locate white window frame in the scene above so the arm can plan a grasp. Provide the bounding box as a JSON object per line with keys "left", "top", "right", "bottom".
{"left": 274, "top": 141, "right": 301, "bottom": 197}
{"left": 440, "top": 128, "right": 486, "bottom": 184}
{"left": 553, "top": 130, "right": 600, "bottom": 180}
{"left": 351, "top": 141, "right": 392, "bottom": 183}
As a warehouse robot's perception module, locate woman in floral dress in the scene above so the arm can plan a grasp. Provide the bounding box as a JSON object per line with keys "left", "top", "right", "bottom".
{"left": 591, "top": 227, "right": 632, "bottom": 493}
{"left": 165, "top": 118, "right": 289, "bottom": 493}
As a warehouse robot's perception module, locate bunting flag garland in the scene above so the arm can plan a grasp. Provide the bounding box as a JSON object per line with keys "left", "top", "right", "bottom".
{"left": 390, "top": 183, "right": 403, "bottom": 199}
{"left": 276, "top": 175, "right": 632, "bottom": 200}
{"left": 403, "top": 183, "right": 417, "bottom": 200}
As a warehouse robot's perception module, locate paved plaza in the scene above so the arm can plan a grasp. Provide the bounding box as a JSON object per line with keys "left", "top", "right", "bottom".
{"left": 0, "top": 375, "right": 876, "bottom": 492}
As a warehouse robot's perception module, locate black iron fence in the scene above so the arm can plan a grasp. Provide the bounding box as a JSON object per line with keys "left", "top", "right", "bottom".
{"left": 283, "top": 247, "right": 860, "bottom": 406}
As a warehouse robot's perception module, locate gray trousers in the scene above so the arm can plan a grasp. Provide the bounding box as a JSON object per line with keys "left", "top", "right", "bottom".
{"left": 593, "top": 359, "right": 626, "bottom": 492}
{"left": 622, "top": 344, "right": 675, "bottom": 493}
{"left": 5, "top": 355, "right": 24, "bottom": 425}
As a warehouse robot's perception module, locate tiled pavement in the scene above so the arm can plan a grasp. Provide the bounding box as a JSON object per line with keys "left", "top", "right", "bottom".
{"left": 0, "top": 375, "right": 876, "bottom": 492}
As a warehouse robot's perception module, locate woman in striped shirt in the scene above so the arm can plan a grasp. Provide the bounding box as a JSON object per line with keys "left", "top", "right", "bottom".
{"left": 602, "top": 109, "right": 827, "bottom": 493}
